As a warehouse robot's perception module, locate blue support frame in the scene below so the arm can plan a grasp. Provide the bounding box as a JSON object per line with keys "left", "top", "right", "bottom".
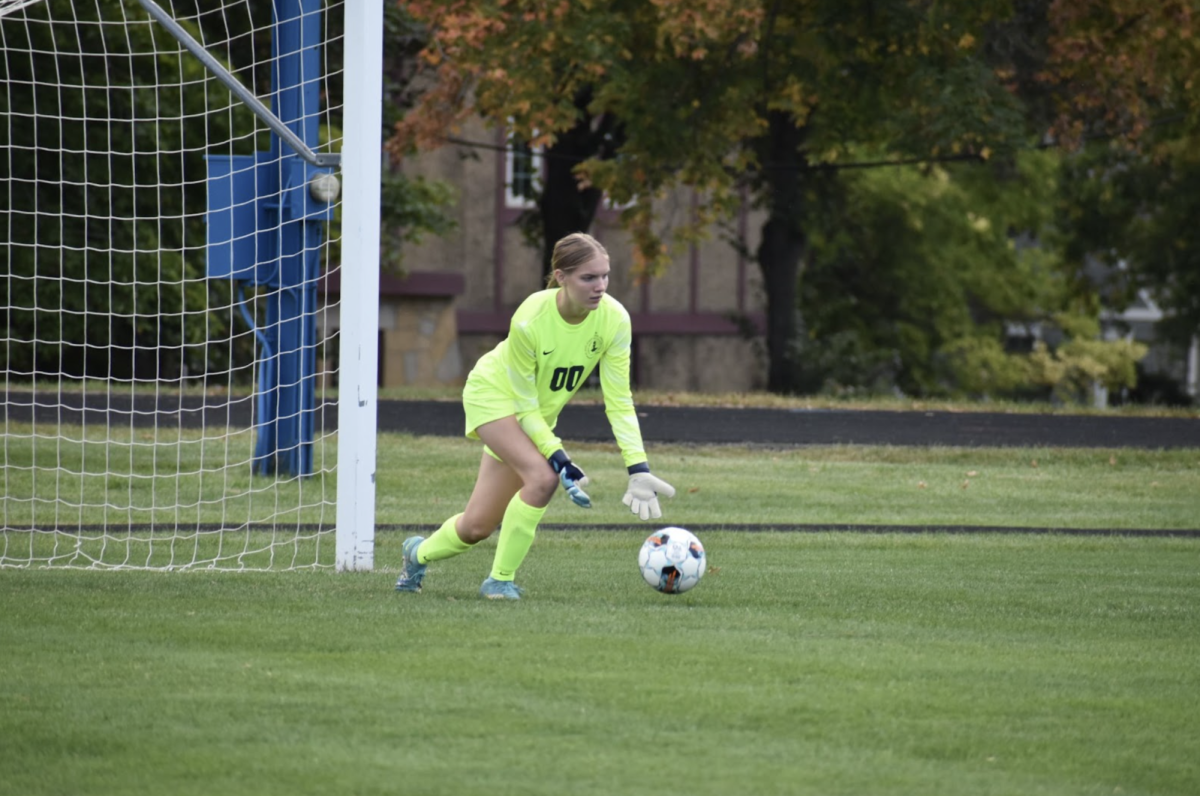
{"left": 204, "top": 0, "right": 335, "bottom": 478}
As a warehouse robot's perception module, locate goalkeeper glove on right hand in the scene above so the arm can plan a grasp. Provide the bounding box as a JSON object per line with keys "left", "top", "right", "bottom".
{"left": 622, "top": 470, "right": 676, "bottom": 521}
{"left": 549, "top": 450, "right": 592, "bottom": 509}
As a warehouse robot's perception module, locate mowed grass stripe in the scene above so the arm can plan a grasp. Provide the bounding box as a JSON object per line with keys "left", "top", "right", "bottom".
{"left": 3, "top": 427, "right": 1197, "bottom": 531}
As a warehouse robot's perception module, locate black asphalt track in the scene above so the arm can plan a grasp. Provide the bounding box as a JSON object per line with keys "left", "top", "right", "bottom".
{"left": 379, "top": 400, "right": 1200, "bottom": 449}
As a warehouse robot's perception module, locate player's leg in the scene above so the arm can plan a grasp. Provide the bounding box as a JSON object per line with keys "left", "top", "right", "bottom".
{"left": 396, "top": 450, "right": 520, "bottom": 592}
{"left": 473, "top": 417, "right": 557, "bottom": 598}
{"left": 397, "top": 416, "right": 555, "bottom": 594}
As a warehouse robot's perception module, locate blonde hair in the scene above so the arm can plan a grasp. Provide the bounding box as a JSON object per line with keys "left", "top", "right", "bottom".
{"left": 545, "top": 232, "right": 608, "bottom": 288}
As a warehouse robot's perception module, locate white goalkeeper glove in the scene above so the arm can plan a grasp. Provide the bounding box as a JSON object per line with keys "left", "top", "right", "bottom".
{"left": 622, "top": 468, "right": 676, "bottom": 521}
{"left": 549, "top": 450, "right": 592, "bottom": 509}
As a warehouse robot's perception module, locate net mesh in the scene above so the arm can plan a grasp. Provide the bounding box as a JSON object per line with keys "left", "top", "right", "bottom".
{"left": 0, "top": 0, "right": 345, "bottom": 570}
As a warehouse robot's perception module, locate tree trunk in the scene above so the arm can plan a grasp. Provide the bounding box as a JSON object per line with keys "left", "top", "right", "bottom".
{"left": 539, "top": 122, "right": 604, "bottom": 279}
{"left": 537, "top": 88, "right": 623, "bottom": 282}
{"left": 755, "top": 111, "right": 808, "bottom": 393}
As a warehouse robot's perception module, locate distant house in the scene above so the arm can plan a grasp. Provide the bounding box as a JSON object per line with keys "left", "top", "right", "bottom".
{"left": 1099, "top": 287, "right": 1198, "bottom": 405}
{"left": 1005, "top": 258, "right": 1199, "bottom": 405}
{"left": 1088, "top": 258, "right": 1199, "bottom": 404}
{"left": 334, "top": 121, "right": 769, "bottom": 392}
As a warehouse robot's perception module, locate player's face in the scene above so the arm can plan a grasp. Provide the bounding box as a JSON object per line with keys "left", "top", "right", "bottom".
{"left": 555, "top": 255, "right": 610, "bottom": 320}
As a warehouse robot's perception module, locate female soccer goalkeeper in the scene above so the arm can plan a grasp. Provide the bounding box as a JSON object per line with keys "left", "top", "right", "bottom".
{"left": 394, "top": 232, "right": 675, "bottom": 600}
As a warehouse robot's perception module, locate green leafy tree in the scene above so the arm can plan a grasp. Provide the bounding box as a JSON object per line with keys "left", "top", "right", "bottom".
{"left": 800, "top": 152, "right": 1055, "bottom": 394}
{"left": 1047, "top": 1, "right": 1200, "bottom": 349}
{"left": 589, "top": 0, "right": 1039, "bottom": 392}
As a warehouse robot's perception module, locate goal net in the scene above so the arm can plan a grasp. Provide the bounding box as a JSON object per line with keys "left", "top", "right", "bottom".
{"left": 0, "top": 0, "right": 380, "bottom": 570}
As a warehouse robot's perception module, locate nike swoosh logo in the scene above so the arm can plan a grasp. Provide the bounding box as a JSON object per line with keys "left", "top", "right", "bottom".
{"left": 542, "top": 349, "right": 555, "bottom": 355}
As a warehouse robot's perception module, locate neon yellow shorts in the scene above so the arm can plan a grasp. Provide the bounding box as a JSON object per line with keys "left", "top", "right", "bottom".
{"left": 461, "top": 375, "right": 516, "bottom": 461}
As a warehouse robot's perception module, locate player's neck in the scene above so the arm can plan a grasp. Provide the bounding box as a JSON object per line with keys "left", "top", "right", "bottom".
{"left": 555, "top": 290, "right": 590, "bottom": 324}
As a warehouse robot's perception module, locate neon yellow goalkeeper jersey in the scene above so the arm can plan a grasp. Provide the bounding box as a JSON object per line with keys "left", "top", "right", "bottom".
{"left": 468, "top": 288, "right": 647, "bottom": 468}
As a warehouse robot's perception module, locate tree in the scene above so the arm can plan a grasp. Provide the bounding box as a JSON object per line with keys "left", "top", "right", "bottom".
{"left": 1046, "top": 1, "right": 1200, "bottom": 355}
{"left": 800, "top": 155, "right": 1059, "bottom": 395}
{"left": 798, "top": 150, "right": 1146, "bottom": 400}
{"left": 389, "top": 0, "right": 1033, "bottom": 390}
{"left": 787, "top": 0, "right": 1196, "bottom": 400}
{"left": 594, "top": 0, "right": 1038, "bottom": 392}
{"left": 1039, "top": 0, "right": 1199, "bottom": 147}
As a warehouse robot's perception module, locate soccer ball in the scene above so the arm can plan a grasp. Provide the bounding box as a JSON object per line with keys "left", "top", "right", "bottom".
{"left": 638, "top": 527, "right": 706, "bottom": 594}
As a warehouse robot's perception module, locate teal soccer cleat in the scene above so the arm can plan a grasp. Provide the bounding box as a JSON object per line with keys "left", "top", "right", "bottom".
{"left": 479, "top": 577, "right": 524, "bottom": 600}
{"left": 394, "top": 536, "right": 427, "bottom": 592}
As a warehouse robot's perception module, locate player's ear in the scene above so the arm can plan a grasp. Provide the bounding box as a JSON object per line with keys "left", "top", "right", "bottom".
{"left": 553, "top": 269, "right": 564, "bottom": 286}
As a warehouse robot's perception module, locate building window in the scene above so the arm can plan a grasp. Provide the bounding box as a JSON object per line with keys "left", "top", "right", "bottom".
{"left": 505, "top": 132, "right": 542, "bottom": 209}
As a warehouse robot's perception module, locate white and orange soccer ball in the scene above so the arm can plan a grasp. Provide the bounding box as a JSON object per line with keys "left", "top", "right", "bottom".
{"left": 638, "top": 527, "right": 706, "bottom": 594}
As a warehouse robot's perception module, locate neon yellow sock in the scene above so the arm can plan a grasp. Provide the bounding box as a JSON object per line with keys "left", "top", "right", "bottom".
{"left": 416, "top": 513, "right": 471, "bottom": 564}
{"left": 489, "top": 494, "right": 547, "bottom": 581}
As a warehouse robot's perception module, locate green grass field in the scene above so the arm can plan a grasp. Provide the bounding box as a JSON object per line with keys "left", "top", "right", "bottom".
{"left": 3, "top": 429, "right": 1200, "bottom": 795}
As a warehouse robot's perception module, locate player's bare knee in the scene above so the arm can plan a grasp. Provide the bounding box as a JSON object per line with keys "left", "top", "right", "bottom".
{"left": 527, "top": 468, "right": 558, "bottom": 503}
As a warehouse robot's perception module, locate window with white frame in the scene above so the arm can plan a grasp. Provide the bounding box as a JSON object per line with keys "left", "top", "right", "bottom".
{"left": 505, "top": 131, "right": 543, "bottom": 209}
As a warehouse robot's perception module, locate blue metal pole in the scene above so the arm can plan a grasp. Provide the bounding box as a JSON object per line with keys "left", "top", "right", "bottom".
{"left": 264, "top": 0, "right": 324, "bottom": 478}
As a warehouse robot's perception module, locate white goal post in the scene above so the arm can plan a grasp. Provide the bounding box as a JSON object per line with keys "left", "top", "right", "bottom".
{"left": 0, "top": 0, "right": 381, "bottom": 571}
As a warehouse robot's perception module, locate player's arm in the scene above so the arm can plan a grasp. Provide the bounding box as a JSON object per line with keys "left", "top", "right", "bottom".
{"left": 598, "top": 319, "right": 646, "bottom": 468}
{"left": 599, "top": 317, "right": 675, "bottom": 520}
